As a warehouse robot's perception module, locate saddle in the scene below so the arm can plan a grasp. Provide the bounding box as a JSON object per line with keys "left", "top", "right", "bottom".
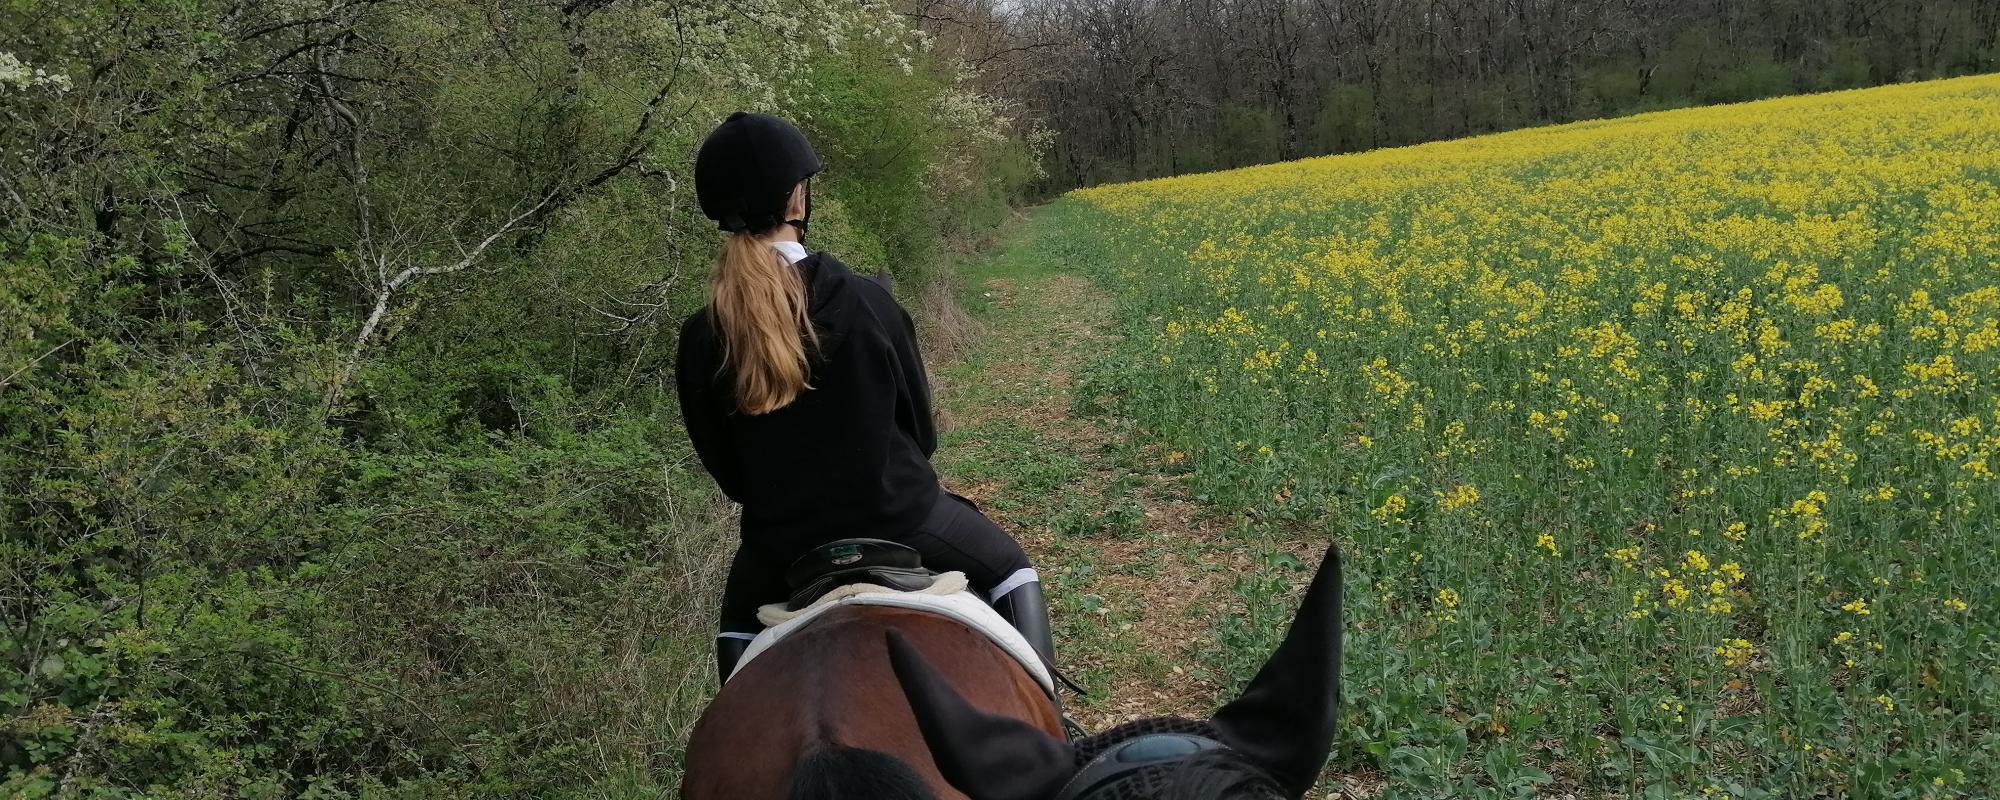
{"left": 784, "top": 538, "right": 938, "bottom": 611}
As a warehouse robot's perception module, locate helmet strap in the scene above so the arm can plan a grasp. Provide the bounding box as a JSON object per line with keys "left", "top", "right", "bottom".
{"left": 784, "top": 179, "right": 813, "bottom": 241}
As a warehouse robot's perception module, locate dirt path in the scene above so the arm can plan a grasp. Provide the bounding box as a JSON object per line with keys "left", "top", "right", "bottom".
{"left": 925, "top": 215, "right": 1265, "bottom": 731}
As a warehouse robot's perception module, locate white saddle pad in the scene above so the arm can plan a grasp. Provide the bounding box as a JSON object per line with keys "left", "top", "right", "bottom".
{"left": 728, "top": 571, "right": 1054, "bottom": 694}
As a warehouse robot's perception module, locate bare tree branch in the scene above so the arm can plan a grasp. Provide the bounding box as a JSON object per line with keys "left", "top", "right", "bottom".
{"left": 1, "top": 340, "right": 77, "bottom": 394}
{"left": 322, "top": 189, "right": 560, "bottom": 411}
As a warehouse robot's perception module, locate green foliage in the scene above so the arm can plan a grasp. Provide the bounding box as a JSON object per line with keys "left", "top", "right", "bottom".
{"left": 1580, "top": 63, "right": 1646, "bottom": 118}
{"left": 792, "top": 41, "right": 1037, "bottom": 282}
{"left": 1, "top": 0, "right": 1036, "bottom": 795}
{"left": 1309, "top": 83, "right": 1381, "bottom": 154}
{"left": 798, "top": 49, "right": 941, "bottom": 273}
{"left": 1649, "top": 30, "right": 1803, "bottom": 107}
{"left": 1700, "top": 55, "right": 1796, "bottom": 105}
{"left": 1205, "top": 549, "right": 1307, "bottom": 692}
{"left": 1215, "top": 105, "right": 1286, "bottom": 170}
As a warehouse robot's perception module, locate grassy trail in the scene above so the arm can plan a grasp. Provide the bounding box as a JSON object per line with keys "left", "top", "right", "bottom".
{"left": 927, "top": 204, "right": 1336, "bottom": 749}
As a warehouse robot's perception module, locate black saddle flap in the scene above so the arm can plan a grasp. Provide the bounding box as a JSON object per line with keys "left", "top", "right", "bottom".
{"left": 784, "top": 538, "right": 938, "bottom": 611}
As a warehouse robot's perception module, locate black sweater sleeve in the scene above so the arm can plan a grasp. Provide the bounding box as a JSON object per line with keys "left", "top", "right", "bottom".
{"left": 883, "top": 292, "right": 937, "bottom": 457}
{"left": 674, "top": 313, "right": 744, "bottom": 499}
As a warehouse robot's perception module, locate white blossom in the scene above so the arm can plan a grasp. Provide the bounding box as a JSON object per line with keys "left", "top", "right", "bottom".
{"left": 0, "top": 51, "right": 72, "bottom": 93}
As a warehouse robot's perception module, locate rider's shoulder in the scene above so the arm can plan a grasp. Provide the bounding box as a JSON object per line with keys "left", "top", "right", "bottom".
{"left": 677, "top": 307, "right": 721, "bottom": 357}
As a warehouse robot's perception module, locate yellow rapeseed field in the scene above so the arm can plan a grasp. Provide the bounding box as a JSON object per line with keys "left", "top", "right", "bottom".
{"left": 1067, "top": 74, "right": 2000, "bottom": 797}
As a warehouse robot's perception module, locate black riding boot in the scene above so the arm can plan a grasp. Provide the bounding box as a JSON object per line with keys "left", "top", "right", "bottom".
{"left": 716, "top": 636, "right": 752, "bottom": 687}
{"left": 992, "top": 581, "right": 1086, "bottom": 739}
{"left": 991, "top": 580, "right": 1056, "bottom": 666}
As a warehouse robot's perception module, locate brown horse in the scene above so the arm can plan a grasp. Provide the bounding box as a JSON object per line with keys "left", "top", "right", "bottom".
{"left": 680, "top": 550, "right": 1342, "bottom": 800}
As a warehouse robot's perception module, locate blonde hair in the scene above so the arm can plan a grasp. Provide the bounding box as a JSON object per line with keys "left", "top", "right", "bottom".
{"left": 711, "top": 232, "right": 818, "bottom": 414}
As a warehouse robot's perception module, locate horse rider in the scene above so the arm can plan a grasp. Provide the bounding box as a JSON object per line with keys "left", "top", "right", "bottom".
{"left": 674, "top": 111, "right": 1057, "bottom": 683}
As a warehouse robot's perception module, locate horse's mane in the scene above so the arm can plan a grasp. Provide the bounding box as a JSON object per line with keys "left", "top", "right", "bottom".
{"left": 787, "top": 743, "right": 938, "bottom": 800}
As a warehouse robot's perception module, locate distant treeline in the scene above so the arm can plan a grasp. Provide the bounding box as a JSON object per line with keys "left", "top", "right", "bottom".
{"left": 938, "top": 0, "right": 2000, "bottom": 189}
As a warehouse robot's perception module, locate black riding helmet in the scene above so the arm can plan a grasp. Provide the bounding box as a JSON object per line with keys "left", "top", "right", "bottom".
{"left": 694, "top": 111, "right": 823, "bottom": 235}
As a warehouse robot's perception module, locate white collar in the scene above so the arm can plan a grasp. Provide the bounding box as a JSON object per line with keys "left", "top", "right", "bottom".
{"left": 768, "top": 240, "right": 808, "bottom": 265}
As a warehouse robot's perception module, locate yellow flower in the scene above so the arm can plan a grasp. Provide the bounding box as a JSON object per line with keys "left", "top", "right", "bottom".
{"left": 1662, "top": 579, "right": 1691, "bottom": 607}
{"left": 1435, "top": 484, "right": 1480, "bottom": 511}
{"left": 1714, "top": 638, "right": 1757, "bottom": 667}
{"left": 1370, "top": 494, "right": 1407, "bottom": 522}
{"left": 1068, "top": 77, "right": 2000, "bottom": 760}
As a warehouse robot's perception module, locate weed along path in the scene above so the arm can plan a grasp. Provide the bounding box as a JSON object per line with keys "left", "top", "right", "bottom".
{"left": 926, "top": 205, "right": 1348, "bottom": 791}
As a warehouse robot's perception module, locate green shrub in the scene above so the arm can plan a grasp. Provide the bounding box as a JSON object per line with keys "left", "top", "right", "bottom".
{"left": 1, "top": 0, "right": 1035, "bottom": 795}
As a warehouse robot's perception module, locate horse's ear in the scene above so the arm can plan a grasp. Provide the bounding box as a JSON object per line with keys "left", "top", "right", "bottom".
{"left": 1210, "top": 547, "right": 1344, "bottom": 800}
{"left": 885, "top": 630, "right": 1075, "bottom": 800}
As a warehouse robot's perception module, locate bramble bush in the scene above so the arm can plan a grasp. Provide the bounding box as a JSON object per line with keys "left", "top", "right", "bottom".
{"left": 1, "top": 1, "right": 1039, "bottom": 795}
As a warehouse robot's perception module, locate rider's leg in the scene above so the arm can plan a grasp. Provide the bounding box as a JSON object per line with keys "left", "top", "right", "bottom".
{"left": 715, "top": 635, "right": 753, "bottom": 685}
{"left": 715, "top": 543, "right": 787, "bottom": 685}
{"left": 898, "top": 492, "right": 1055, "bottom": 665}
{"left": 988, "top": 574, "right": 1056, "bottom": 666}
{"left": 990, "top": 575, "right": 1088, "bottom": 739}
{"left": 900, "top": 491, "right": 1083, "bottom": 737}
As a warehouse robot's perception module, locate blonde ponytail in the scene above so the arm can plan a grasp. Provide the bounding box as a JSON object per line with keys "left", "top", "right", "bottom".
{"left": 711, "top": 233, "right": 818, "bottom": 414}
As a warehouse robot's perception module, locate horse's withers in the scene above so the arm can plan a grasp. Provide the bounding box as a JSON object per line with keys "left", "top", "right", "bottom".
{"left": 681, "top": 605, "right": 1061, "bottom": 800}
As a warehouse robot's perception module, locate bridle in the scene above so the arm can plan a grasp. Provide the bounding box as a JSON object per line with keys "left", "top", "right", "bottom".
{"left": 1054, "top": 734, "right": 1232, "bottom": 800}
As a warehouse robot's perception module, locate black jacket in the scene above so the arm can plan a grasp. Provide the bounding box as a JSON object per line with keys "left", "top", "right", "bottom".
{"left": 674, "top": 252, "right": 940, "bottom": 555}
